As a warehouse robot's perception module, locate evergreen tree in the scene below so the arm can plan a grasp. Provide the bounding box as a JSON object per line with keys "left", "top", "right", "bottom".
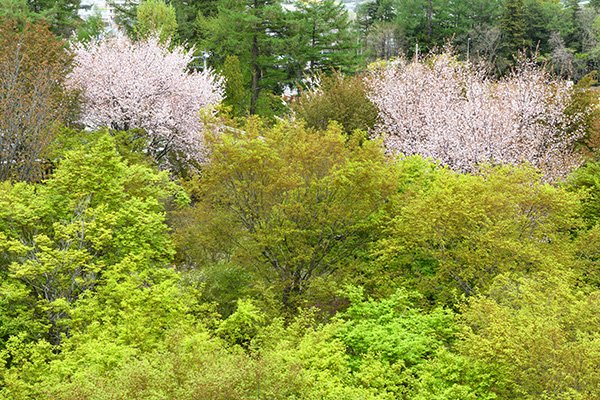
{"left": 170, "top": 0, "right": 218, "bottom": 44}
{"left": 201, "top": 0, "right": 288, "bottom": 114}
{"left": 0, "top": 0, "right": 36, "bottom": 25}
{"left": 26, "top": 0, "right": 81, "bottom": 36}
{"left": 109, "top": 0, "right": 138, "bottom": 36}
{"left": 220, "top": 55, "right": 250, "bottom": 117}
{"left": 500, "top": 0, "right": 529, "bottom": 60}
{"left": 522, "top": 0, "right": 558, "bottom": 54}
{"left": 565, "top": 0, "right": 582, "bottom": 51}
{"left": 290, "top": 0, "right": 359, "bottom": 75}
{"left": 356, "top": 0, "right": 396, "bottom": 35}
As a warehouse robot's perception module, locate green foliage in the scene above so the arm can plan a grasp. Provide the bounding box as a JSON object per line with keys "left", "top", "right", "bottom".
{"left": 338, "top": 289, "right": 456, "bottom": 369}
{"left": 409, "top": 349, "right": 501, "bottom": 400}
{"left": 199, "top": 0, "right": 288, "bottom": 114}
{"left": 0, "top": 333, "right": 55, "bottom": 399}
{"left": 459, "top": 271, "right": 600, "bottom": 399}
{"left": 134, "top": 0, "right": 178, "bottom": 42}
{"left": 74, "top": 12, "right": 104, "bottom": 43}
{"left": 566, "top": 72, "right": 600, "bottom": 155}
{"left": 327, "top": 287, "right": 498, "bottom": 398}
{"left": 174, "top": 119, "right": 398, "bottom": 310}
{"left": 568, "top": 160, "right": 600, "bottom": 287}
{"left": 290, "top": 0, "right": 360, "bottom": 74}
{"left": 198, "top": 0, "right": 362, "bottom": 116}
{"left": 1, "top": 3, "right": 599, "bottom": 392}
{"left": 0, "top": 0, "right": 36, "bottom": 25}
{"left": 376, "top": 163, "right": 581, "bottom": 305}
{"left": 500, "top": 0, "right": 530, "bottom": 60}
{"left": 170, "top": 0, "right": 218, "bottom": 43}
{"left": 291, "top": 72, "right": 379, "bottom": 135}
{"left": 220, "top": 55, "right": 250, "bottom": 117}
{"left": 182, "top": 262, "right": 252, "bottom": 317}
{"left": 568, "top": 160, "right": 600, "bottom": 226}
{"left": 574, "top": 222, "right": 600, "bottom": 288}
{"left": 27, "top": 0, "right": 81, "bottom": 37}
{"left": 0, "top": 133, "right": 185, "bottom": 347}
{"left": 217, "top": 299, "right": 265, "bottom": 346}
{"left": 110, "top": 0, "right": 138, "bottom": 36}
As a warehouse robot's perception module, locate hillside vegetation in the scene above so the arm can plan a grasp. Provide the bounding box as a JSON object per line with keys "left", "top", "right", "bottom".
{"left": 1, "top": 2, "right": 600, "bottom": 399}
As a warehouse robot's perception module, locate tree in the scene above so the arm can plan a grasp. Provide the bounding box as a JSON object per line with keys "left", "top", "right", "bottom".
{"left": 364, "top": 21, "right": 404, "bottom": 60}
{"left": 522, "top": 0, "right": 566, "bottom": 56}
{"left": 568, "top": 160, "right": 600, "bottom": 227}
{"left": 500, "top": 0, "right": 529, "bottom": 59}
{"left": 26, "top": 0, "right": 81, "bottom": 37}
{"left": 459, "top": 271, "right": 600, "bottom": 398}
{"left": 134, "top": 0, "right": 178, "bottom": 42}
{"left": 334, "top": 288, "right": 499, "bottom": 398}
{"left": 74, "top": 12, "right": 105, "bottom": 43}
{"left": 170, "top": 0, "right": 219, "bottom": 43}
{"left": 0, "top": 19, "right": 74, "bottom": 182}
{"left": 109, "top": 0, "right": 138, "bottom": 36}
{"left": 201, "top": 0, "right": 288, "bottom": 115}
{"left": 375, "top": 162, "right": 581, "bottom": 305}
{"left": 174, "top": 119, "right": 398, "bottom": 310}
{"left": 289, "top": 0, "right": 359, "bottom": 75}
{"left": 0, "top": 0, "right": 36, "bottom": 24}
{"left": 290, "top": 72, "right": 378, "bottom": 135}
{"left": 356, "top": 0, "right": 402, "bottom": 59}
{"left": 367, "top": 52, "right": 588, "bottom": 180}
{"left": 0, "top": 133, "right": 184, "bottom": 346}
{"left": 220, "top": 55, "right": 250, "bottom": 117}
{"left": 356, "top": 0, "right": 397, "bottom": 34}
{"left": 67, "top": 35, "right": 224, "bottom": 168}
{"left": 565, "top": 0, "right": 583, "bottom": 52}
{"left": 549, "top": 32, "right": 575, "bottom": 79}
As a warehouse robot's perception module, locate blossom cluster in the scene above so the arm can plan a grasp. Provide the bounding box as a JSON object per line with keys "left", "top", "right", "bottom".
{"left": 367, "top": 54, "right": 586, "bottom": 179}
{"left": 68, "top": 36, "right": 224, "bottom": 165}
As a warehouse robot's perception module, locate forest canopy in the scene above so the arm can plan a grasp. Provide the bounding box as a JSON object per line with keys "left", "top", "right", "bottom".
{"left": 0, "top": 1, "right": 600, "bottom": 399}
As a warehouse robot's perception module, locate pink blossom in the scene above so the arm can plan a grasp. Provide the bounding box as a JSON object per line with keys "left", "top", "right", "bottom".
{"left": 367, "top": 53, "right": 587, "bottom": 180}
{"left": 68, "top": 36, "right": 224, "bottom": 166}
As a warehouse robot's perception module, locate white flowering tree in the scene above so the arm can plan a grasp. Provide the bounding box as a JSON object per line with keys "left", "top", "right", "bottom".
{"left": 367, "top": 53, "right": 587, "bottom": 180}
{"left": 68, "top": 36, "right": 223, "bottom": 166}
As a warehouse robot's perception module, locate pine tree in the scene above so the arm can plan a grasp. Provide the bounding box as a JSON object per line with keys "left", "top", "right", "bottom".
{"left": 565, "top": 0, "right": 582, "bottom": 52}
{"left": 201, "top": 0, "right": 288, "bottom": 114}
{"left": 0, "top": 0, "right": 82, "bottom": 36}
{"left": 500, "top": 0, "right": 529, "bottom": 60}
{"left": 291, "top": 0, "right": 359, "bottom": 75}
{"left": 170, "top": 0, "right": 218, "bottom": 44}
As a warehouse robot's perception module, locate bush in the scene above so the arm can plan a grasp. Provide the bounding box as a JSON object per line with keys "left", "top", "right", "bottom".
{"left": 291, "top": 72, "right": 378, "bottom": 135}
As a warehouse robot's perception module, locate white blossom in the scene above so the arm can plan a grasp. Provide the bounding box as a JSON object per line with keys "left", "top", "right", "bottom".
{"left": 367, "top": 53, "right": 587, "bottom": 180}
{"left": 68, "top": 35, "right": 224, "bottom": 166}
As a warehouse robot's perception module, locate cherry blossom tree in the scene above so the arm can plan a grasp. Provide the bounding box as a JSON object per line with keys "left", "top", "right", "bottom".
{"left": 67, "top": 35, "right": 224, "bottom": 166}
{"left": 367, "top": 53, "right": 588, "bottom": 180}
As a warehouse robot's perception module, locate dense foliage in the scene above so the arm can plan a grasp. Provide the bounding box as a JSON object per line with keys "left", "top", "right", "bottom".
{"left": 0, "top": 19, "right": 74, "bottom": 181}
{"left": 290, "top": 72, "right": 378, "bottom": 134}
{"left": 1, "top": 3, "right": 600, "bottom": 400}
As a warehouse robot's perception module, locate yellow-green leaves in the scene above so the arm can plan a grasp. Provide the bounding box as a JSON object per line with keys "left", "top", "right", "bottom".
{"left": 459, "top": 271, "right": 600, "bottom": 399}
{"left": 377, "top": 163, "right": 582, "bottom": 305}
{"left": 176, "top": 119, "right": 398, "bottom": 310}
{"left": 0, "top": 133, "right": 182, "bottom": 347}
